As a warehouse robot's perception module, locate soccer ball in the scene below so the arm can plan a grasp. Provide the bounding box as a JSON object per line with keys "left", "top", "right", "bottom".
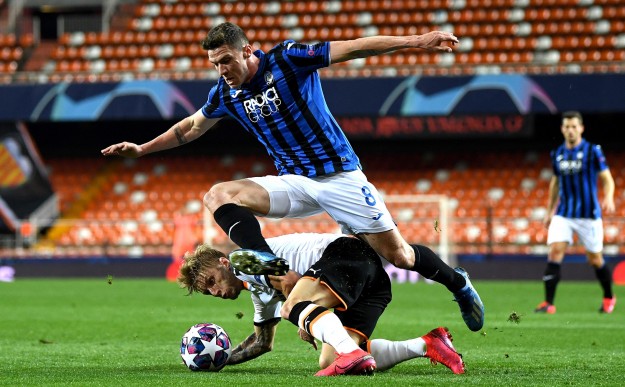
{"left": 180, "top": 323, "right": 232, "bottom": 372}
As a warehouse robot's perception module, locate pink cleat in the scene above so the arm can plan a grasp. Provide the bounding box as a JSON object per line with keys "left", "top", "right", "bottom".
{"left": 422, "top": 327, "right": 465, "bottom": 374}
{"left": 599, "top": 296, "right": 616, "bottom": 314}
{"left": 314, "top": 348, "right": 376, "bottom": 377}
{"left": 535, "top": 301, "right": 556, "bottom": 314}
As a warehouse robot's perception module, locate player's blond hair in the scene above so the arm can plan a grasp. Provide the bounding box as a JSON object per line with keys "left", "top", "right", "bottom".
{"left": 177, "top": 244, "right": 225, "bottom": 295}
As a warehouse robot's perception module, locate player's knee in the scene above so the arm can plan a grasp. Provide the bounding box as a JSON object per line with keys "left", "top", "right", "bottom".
{"left": 280, "top": 296, "right": 302, "bottom": 320}
{"left": 282, "top": 299, "right": 313, "bottom": 325}
{"left": 587, "top": 253, "right": 604, "bottom": 267}
{"left": 203, "top": 183, "right": 231, "bottom": 211}
{"left": 548, "top": 245, "right": 566, "bottom": 261}
{"left": 383, "top": 249, "right": 414, "bottom": 269}
{"left": 279, "top": 301, "right": 293, "bottom": 320}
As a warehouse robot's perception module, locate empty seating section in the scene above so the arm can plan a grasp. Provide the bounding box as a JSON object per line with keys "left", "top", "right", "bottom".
{"left": 25, "top": 0, "right": 624, "bottom": 81}
{"left": 42, "top": 150, "right": 625, "bottom": 257}
{"left": 0, "top": 33, "right": 33, "bottom": 82}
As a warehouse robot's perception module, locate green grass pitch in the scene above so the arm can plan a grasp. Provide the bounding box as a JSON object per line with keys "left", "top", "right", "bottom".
{"left": 1, "top": 278, "right": 623, "bottom": 386}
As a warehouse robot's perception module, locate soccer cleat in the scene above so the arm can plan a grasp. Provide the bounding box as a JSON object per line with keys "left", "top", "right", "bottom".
{"left": 453, "top": 267, "right": 485, "bottom": 331}
{"left": 228, "top": 249, "right": 289, "bottom": 276}
{"left": 599, "top": 296, "right": 616, "bottom": 314}
{"left": 314, "top": 348, "right": 376, "bottom": 377}
{"left": 534, "top": 301, "right": 556, "bottom": 314}
{"left": 423, "top": 327, "right": 465, "bottom": 374}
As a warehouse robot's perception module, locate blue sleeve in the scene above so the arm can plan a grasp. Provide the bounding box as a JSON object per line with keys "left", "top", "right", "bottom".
{"left": 280, "top": 40, "right": 331, "bottom": 71}
{"left": 201, "top": 84, "right": 227, "bottom": 119}
{"left": 592, "top": 144, "right": 609, "bottom": 171}
{"left": 550, "top": 149, "right": 560, "bottom": 176}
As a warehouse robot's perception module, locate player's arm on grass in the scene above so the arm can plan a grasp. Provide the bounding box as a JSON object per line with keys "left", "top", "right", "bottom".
{"left": 100, "top": 110, "right": 220, "bottom": 158}
{"left": 599, "top": 169, "right": 615, "bottom": 213}
{"left": 329, "top": 31, "right": 458, "bottom": 64}
{"left": 228, "top": 320, "right": 279, "bottom": 365}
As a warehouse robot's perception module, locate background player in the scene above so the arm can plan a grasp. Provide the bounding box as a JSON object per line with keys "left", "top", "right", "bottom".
{"left": 178, "top": 233, "right": 465, "bottom": 376}
{"left": 536, "top": 111, "right": 616, "bottom": 314}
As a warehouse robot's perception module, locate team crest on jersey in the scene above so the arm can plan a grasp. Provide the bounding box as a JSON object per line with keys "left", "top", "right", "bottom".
{"left": 264, "top": 71, "right": 274, "bottom": 85}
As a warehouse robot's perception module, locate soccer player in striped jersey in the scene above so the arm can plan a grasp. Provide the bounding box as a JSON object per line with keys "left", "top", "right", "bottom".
{"left": 535, "top": 111, "right": 616, "bottom": 314}
{"left": 178, "top": 233, "right": 465, "bottom": 376}
{"left": 102, "top": 22, "right": 484, "bottom": 331}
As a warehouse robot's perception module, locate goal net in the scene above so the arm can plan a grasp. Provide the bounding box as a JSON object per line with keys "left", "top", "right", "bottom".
{"left": 203, "top": 194, "right": 454, "bottom": 270}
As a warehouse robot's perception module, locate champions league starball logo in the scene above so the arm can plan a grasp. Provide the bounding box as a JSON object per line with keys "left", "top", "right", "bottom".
{"left": 380, "top": 74, "right": 558, "bottom": 116}
{"left": 29, "top": 81, "right": 196, "bottom": 121}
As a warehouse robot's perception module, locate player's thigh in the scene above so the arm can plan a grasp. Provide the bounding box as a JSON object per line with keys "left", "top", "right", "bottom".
{"left": 282, "top": 277, "right": 342, "bottom": 316}
{"left": 359, "top": 228, "right": 414, "bottom": 268}
{"left": 316, "top": 170, "right": 396, "bottom": 234}
{"left": 247, "top": 175, "right": 324, "bottom": 218}
{"left": 308, "top": 237, "right": 388, "bottom": 308}
{"left": 314, "top": 238, "right": 392, "bottom": 338}
{"left": 575, "top": 219, "right": 604, "bottom": 254}
{"left": 547, "top": 215, "right": 574, "bottom": 246}
{"left": 204, "top": 179, "right": 270, "bottom": 214}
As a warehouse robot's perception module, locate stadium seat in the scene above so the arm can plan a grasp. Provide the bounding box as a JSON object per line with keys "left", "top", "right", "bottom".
{"left": 36, "top": 148, "right": 625, "bottom": 257}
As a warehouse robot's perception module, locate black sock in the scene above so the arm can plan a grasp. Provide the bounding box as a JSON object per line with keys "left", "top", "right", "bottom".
{"left": 543, "top": 262, "right": 561, "bottom": 304}
{"left": 410, "top": 244, "right": 465, "bottom": 292}
{"left": 287, "top": 301, "right": 316, "bottom": 332}
{"left": 212, "top": 203, "right": 273, "bottom": 253}
{"left": 595, "top": 264, "right": 613, "bottom": 299}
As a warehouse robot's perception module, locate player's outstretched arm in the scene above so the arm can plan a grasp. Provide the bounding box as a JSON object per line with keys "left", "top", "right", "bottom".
{"left": 228, "top": 321, "right": 278, "bottom": 365}
{"left": 329, "top": 31, "right": 458, "bottom": 64}
{"left": 100, "top": 110, "right": 220, "bottom": 158}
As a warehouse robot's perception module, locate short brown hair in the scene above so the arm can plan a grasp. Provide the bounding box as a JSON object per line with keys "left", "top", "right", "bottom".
{"left": 177, "top": 244, "right": 225, "bottom": 295}
{"left": 201, "top": 22, "right": 249, "bottom": 51}
{"left": 562, "top": 110, "right": 583, "bottom": 124}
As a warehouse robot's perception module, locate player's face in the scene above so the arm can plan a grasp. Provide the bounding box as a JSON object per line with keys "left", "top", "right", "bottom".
{"left": 208, "top": 44, "right": 252, "bottom": 88}
{"left": 198, "top": 258, "right": 243, "bottom": 300}
{"left": 561, "top": 117, "right": 584, "bottom": 146}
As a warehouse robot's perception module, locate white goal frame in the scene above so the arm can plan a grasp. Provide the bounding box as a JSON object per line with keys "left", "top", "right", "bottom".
{"left": 383, "top": 194, "right": 454, "bottom": 267}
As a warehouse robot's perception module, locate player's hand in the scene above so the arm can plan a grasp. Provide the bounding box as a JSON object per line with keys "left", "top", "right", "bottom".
{"left": 602, "top": 197, "right": 615, "bottom": 214}
{"left": 298, "top": 328, "right": 317, "bottom": 350}
{"left": 101, "top": 142, "right": 143, "bottom": 158}
{"left": 268, "top": 270, "right": 301, "bottom": 297}
{"left": 543, "top": 213, "right": 553, "bottom": 228}
{"left": 415, "top": 31, "right": 459, "bottom": 52}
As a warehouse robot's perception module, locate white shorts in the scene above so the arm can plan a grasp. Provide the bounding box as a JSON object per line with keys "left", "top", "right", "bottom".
{"left": 547, "top": 215, "right": 604, "bottom": 253}
{"left": 247, "top": 170, "right": 396, "bottom": 235}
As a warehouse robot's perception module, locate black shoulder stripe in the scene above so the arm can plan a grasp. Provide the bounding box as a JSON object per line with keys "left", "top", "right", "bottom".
{"left": 286, "top": 53, "right": 325, "bottom": 68}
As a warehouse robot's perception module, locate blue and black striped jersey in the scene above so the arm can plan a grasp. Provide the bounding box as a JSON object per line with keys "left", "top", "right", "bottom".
{"left": 201, "top": 40, "right": 361, "bottom": 177}
{"left": 551, "top": 139, "right": 609, "bottom": 219}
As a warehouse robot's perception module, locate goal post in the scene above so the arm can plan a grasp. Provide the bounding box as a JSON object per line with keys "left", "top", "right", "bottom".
{"left": 203, "top": 194, "right": 454, "bottom": 267}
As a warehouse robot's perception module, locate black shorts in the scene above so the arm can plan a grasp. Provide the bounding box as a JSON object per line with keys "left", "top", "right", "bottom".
{"left": 302, "top": 237, "right": 392, "bottom": 339}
